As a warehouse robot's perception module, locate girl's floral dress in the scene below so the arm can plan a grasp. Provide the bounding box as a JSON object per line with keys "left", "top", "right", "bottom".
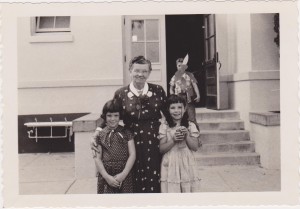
{"left": 159, "top": 121, "right": 201, "bottom": 193}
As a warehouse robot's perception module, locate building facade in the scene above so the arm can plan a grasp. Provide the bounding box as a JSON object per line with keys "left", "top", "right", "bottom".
{"left": 18, "top": 14, "right": 280, "bottom": 153}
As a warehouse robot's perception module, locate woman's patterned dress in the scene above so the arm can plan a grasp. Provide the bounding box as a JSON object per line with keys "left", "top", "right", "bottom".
{"left": 96, "top": 125, "right": 134, "bottom": 193}
{"left": 113, "top": 83, "right": 168, "bottom": 193}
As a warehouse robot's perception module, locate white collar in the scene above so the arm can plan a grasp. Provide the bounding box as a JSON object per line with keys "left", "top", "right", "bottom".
{"left": 129, "top": 82, "right": 149, "bottom": 97}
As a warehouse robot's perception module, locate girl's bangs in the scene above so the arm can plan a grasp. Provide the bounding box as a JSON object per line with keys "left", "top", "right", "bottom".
{"left": 167, "top": 95, "right": 186, "bottom": 107}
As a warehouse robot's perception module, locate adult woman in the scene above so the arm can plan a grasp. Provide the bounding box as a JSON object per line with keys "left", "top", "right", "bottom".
{"left": 92, "top": 56, "right": 169, "bottom": 193}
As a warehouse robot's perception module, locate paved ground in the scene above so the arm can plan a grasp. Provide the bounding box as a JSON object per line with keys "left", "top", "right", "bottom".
{"left": 19, "top": 152, "right": 280, "bottom": 194}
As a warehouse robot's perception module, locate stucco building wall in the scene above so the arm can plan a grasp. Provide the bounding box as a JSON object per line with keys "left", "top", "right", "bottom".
{"left": 18, "top": 16, "right": 124, "bottom": 115}
{"left": 218, "top": 14, "right": 280, "bottom": 129}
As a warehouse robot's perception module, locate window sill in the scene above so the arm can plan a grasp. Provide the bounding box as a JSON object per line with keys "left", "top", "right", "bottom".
{"left": 29, "top": 33, "right": 73, "bottom": 43}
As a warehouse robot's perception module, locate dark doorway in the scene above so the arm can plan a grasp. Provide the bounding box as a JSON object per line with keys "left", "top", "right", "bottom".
{"left": 165, "top": 15, "right": 206, "bottom": 107}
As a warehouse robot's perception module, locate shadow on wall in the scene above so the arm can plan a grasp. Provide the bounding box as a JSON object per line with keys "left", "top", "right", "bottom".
{"left": 18, "top": 113, "right": 89, "bottom": 153}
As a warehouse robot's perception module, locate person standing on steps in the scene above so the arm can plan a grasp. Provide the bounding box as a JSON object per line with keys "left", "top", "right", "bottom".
{"left": 169, "top": 57, "right": 200, "bottom": 127}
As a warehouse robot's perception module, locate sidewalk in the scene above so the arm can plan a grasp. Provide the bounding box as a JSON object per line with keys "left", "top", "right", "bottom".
{"left": 19, "top": 152, "right": 280, "bottom": 194}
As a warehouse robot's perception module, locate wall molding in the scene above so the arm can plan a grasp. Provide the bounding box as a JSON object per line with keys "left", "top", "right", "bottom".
{"left": 220, "top": 70, "right": 279, "bottom": 82}
{"left": 29, "top": 34, "right": 74, "bottom": 43}
{"left": 18, "top": 78, "right": 124, "bottom": 89}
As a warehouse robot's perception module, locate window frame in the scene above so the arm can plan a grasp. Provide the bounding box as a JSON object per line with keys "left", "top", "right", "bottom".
{"left": 130, "top": 18, "right": 161, "bottom": 64}
{"left": 30, "top": 16, "right": 73, "bottom": 43}
{"left": 35, "top": 16, "right": 71, "bottom": 33}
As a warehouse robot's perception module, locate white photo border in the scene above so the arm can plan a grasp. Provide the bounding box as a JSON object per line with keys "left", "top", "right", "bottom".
{"left": 1, "top": 0, "right": 299, "bottom": 207}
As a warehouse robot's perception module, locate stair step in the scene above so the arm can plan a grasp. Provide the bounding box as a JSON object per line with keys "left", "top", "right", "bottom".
{"left": 196, "top": 109, "right": 240, "bottom": 121}
{"left": 195, "top": 152, "right": 260, "bottom": 166}
{"left": 198, "top": 120, "right": 244, "bottom": 130}
{"left": 199, "top": 141, "right": 255, "bottom": 153}
{"left": 200, "top": 130, "right": 250, "bottom": 144}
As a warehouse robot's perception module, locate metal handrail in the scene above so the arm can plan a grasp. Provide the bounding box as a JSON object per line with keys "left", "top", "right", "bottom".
{"left": 24, "top": 117, "right": 73, "bottom": 142}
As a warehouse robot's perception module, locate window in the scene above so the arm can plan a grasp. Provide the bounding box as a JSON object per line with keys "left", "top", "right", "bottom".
{"left": 36, "top": 16, "right": 71, "bottom": 33}
{"left": 30, "top": 16, "right": 73, "bottom": 43}
{"left": 131, "top": 19, "right": 160, "bottom": 63}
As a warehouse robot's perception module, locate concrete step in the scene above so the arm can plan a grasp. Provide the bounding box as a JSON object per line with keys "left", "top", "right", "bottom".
{"left": 199, "top": 141, "right": 255, "bottom": 154}
{"left": 196, "top": 109, "right": 240, "bottom": 121}
{"left": 195, "top": 152, "right": 260, "bottom": 166}
{"left": 198, "top": 120, "right": 244, "bottom": 130}
{"left": 200, "top": 130, "right": 250, "bottom": 144}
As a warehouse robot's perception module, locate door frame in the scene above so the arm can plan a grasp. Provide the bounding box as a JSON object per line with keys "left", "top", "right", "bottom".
{"left": 203, "top": 14, "right": 221, "bottom": 110}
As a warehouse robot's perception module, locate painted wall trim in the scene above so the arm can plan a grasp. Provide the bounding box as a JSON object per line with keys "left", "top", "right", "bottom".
{"left": 29, "top": 34, "right": 74, "bottom": 43}
{"left": 220, "top": 70, "right": 279, "bottom": 82}
{"left": 18, "top": 78, "right": 124, "bottom": 89}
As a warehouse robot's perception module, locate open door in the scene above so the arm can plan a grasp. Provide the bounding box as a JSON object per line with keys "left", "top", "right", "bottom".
{"left": 203, "top": 14, "right": 220, "bottom": 110}
{"left": 123, "top": 16, "right": 166, "bottom": 90}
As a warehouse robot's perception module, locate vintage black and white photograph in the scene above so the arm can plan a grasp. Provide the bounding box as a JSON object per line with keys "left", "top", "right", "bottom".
{"left": 2, "top": 0, "right": 299, "bottom": 207}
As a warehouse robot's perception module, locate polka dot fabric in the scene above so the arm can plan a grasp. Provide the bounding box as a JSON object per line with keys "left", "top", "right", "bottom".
{"left": 113, "top": 83, "right": 168, "bottom": 193}
{"left": 96, "top": 125, "right": 134, "bottom": 193}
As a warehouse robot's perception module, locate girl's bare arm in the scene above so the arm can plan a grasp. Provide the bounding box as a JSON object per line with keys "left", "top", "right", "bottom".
{"left": 192, "top": 82, "right": 200, "bottom": 102}
{"left": 159, "top": 134, "right": 175, "bottom": 154}
{"left": 114, "top": 139, "right": 136, "bottom": 182}
{"left": 186, "top": 134, "right": 199, "bottom": 151}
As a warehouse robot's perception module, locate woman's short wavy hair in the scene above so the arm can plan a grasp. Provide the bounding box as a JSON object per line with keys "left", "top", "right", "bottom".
{"left": 129, "top": 56, "right": 152, "bottom": 72}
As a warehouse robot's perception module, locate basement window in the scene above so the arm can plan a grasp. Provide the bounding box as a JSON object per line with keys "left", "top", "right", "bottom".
{"left": 36, "top": 16, "right": 71, "bottom": 33}
{"left": 30, "top": 16, "right": 73, "bottom": 43}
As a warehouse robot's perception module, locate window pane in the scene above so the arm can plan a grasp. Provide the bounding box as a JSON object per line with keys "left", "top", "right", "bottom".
{"left": 146, "top": 42, "right": 159, "bottom": 63}
{"left": 207, "top": 67, "right": 216, "bottom": 78}
{"left": 55, "top": 16, "right": 70, "bottom": 28}
{"left": 209, "top": 15, "right": 215, "bottom": 36}
{"left": 132, "top": 20, "right": 144, "bottom": 41}
{"left": 39, "top": 17, "right": 55, "bottom": 29}
{"left": 146, "top": 20, "right": 159, "bottom": 41}
{"left": 132, "top": 42, "right": 145, "bottom": 58}
{"left": 207, "top": 86, "right": 217, "bottom": 95}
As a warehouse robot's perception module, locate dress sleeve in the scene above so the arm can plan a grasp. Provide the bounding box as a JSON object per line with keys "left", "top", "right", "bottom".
{"left": 123, "top": 128, "right": 134, "bottom": 141}
{"left": 113, "top": 88, "right": 127, "bottom": 124}
{"left": 113, "top": 88, "right": 122, "bottom": 105}
{"left": 97, "top": 130, "right": 105, "bottom": 145}
{"left": 188, "top": 122, "right": 200, "bottom": 138}
{"left": 187, "top": 72, "right": 198, "bottom": 84}
{"left": 158, "top": 123, "right": 168, "bottom": 140}
{"left": 169, "top": 75, "right": 175, "bottom": 86}
{"left": 92, "top": 128, "right": 101, "bottom": 144}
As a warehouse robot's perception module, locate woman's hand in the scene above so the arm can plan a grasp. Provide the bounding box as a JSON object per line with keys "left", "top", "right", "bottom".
{"left": 114, "top": 173, "right": 126, "bottom": 183}
{"left": 105, "top": 175, "right": 121, "bottom": 188}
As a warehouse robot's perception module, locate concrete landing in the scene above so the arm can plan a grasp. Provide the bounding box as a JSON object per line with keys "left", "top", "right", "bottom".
{"left": 19, "top": 153, "right": 280, "bottom": 194}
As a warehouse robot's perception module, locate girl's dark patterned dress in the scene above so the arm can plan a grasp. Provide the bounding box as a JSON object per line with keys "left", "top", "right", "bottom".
{"left": 96, "top": 125, "right": 134, "bottom": 193}
{"left": 113, "top": 83, "right": 168, "bottom": 193}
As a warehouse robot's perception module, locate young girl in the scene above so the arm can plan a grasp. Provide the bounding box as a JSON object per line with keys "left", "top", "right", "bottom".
{"left": 159, "top": 95, "right": 201, "bottom": 193}
{"left": 93, "top": 99, "right": 136, "bottom": 193}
